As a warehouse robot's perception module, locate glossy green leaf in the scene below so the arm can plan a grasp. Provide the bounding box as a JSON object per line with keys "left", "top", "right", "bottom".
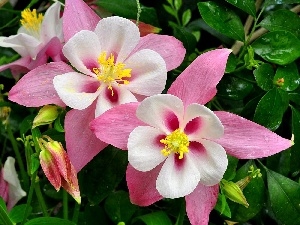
{"left": 24, "top": 217, "right": 76, "bottom": 225}
{"left": 260, "top": 9, "right": 300, "bottom": 39}
{"left": 267, "top": 169, "right": 300, "bottom": 225}
{"left": 253, "top": 88, "right": 289, "bottom": 130}
{"left": 264, "top": 0, "right": 300, "bottom": 7}
{"left": 182, "top": 9, "right": 191, "bottom": 26}
{"left": 9, "top": 204, "right": 32, "bottom": 223}
{"left": 133, "top": 211, "right": 172, "bottom": 225}
{"left": 80, "top": 147, "right": 128, "bottom": 204}
{"left": 104, "top": 191, "right": 138, "bottom": 224}
{"left": 252, "top": 31, "right": 300, "bottom": 65}
{"left": 225, "top": 53, "right": 238, "bottom": 73}
{"left": 288, "top": 93, "right": 300, "bottom": 105}
{"left": 223, "top": 155, "right": 239, "bottom": 181}
{"left": 253, "top": 63, "right": 275, "bottom": 91}
{"left": 97, "top": 0, "right": 159, "bottom": 26}
{"left": 229, "top": 161, "right": 265, "bottom": 222}
{"left": 215, "top": 194, "right": 232, "bottom": 218}
{"left": 274, "top": 62, "right": 300, "bottom": 91}
{"left": 226, "top": 0, "right": 256, "bottom": 17}
{"left": 171, "top": 24, "right": 197, "bottom": 54}
{"left": 198, "top": 1, "right": 245, "bottom": 41}
{"left": 290, "top": 106, "right": 300, "bottom": 172}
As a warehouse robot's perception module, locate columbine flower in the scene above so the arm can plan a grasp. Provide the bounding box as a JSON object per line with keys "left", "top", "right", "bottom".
{"left": 90, "top": 48, "right": 292, "bottom": 225}
{"left": 0, "top": 2, "right": 64, "bottom": 79}
{"left": 0, "top": 157, "right": 26, "bottom": 210}
{"left": 39, "top": 136, "right": 81, "bottom": 204}
{"left": 8, "top": 0, "right": 185, "bottom": 172}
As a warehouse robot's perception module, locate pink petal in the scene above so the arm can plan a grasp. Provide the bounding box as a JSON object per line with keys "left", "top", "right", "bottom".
{"left": 156, "top": 154, "right": 200, "bottom": 198}
{"left": 136, "top": 94, "right": 184, "bottom": 134}
{"left": 0, "top": 169, "right": 9, "bottom": 204}
{"left": 90, "top": 102, "right": 145, "bottom": 150}
{"left": 94, "top": 16, "right": 140, "bottom": 62}
{"left": 63, "top": 0, "right": 100, "bottom": 42}
{"left": 95, "top": 84, "right": 137, "bottom": 117}
{"left": 8, "top": 62, "right": 73, "bottom": 107}
{"left": 126, "top": 164, "right": 163, "bottom": 206}
{"left": 0, "top": 56, "right": 31, "bottom": 80}
{"left": 38, "top": 37, "right": 64, "bottom": 63}
{"left": 168, "top": 49, "right": 232, "bottom": 106}
{"left": 184, "top": 104, "right": 223, "bottom": 140}
{"left": 125, "top": 49, "right": 167, "bottom": 96}
{"left": 53, "top": 72, "right": 100, "bottom": 110}
{"left": 214, "top": 111, "right": 292, "bottom": 159}
{"left": 185, "top": 184, "right": 219, "bottom": 225}
{"left": 131, "top": 34, "right": 186, "bottom": 71}
{"left": 65, "top": 103, "right": 108, "bottom": 172}
{"left": 128, "top": 126, "right": 166, "bottom": 171}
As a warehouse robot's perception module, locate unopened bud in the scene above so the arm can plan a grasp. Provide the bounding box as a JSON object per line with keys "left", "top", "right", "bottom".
{"left": 221, "top": 179, "right": 249, "bottom": 208}
{"left": 32, "top": 105, "right": 60, "bottom": 128}
{"left": 274, "top": 78, "right": 284, "bottom": 87}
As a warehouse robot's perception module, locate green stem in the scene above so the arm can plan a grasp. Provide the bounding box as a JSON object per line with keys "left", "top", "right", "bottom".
{"left": 34, "top": 179, "right": 49, "bottom": 217}
{"left": 6, "top": 124, "right": 29, "bottom": 191}
{"left": 63, "top": 190, "right": 68, "bottom": 220}
{"left": 174, "top": 198, "right": 185, "bottom": 225}
{"left": 135, "top": 0, "right": 141, "bottom": 26}
{"left": 72, "top": 202, "right": 80, "bottom": 224}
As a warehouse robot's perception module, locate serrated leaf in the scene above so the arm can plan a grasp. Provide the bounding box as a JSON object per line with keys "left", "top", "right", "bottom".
{"left": 253, "top": 88, "right": 289, "bottom": 130}
{"left": 133, "top": 211, "right": 172, "bottom": 225}
{"left": 104, "top": 191, "right": 137, "bottom": 224}
{"left": 252, "top": 31, "right": 300, "bottom": 65}
{"left": 226, "top": 0, "right": 256, "bottom": 17}
{"left": 24, "top": 217, "right": 76, "bottom": 225}
{"left": 267, "top": 169, "right": 300, "bottom": 225}
{"left": 260, "top": 9, "right": 300, "bottom": 39}
{"left": 253, "top": 63, "right": 275, "bottom": 91}
{"left": 198, "top": 1, "right": 245, "bottom": 41}
{"left": 274, "top": 62, "right": 300, "bottom": 91}
{"left": 182, "top": 9, "right": 191, "bottom": 26}
{"left": 290, "top": 106, "right": 300, "bottom": 172}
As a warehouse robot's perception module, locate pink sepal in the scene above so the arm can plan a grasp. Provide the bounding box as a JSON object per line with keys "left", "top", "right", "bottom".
{"left": 168, "top": 49, "right": 231, "bottom": 106}
{"left": 126, "top": 164, "right": 163, "bottom": 206}
{"left": 0, "top": 57, "right": 31, "bottom": 80}
{"left": 90, "top": 102, "right": 145, "bottom": 150}
{"left": 131, "top": 34, "right": 185, "bottom": 71}
{"left": 63, "top": 0, "right": 101, "bottom": 42}
{"left": 65, "top": 103, "right": 108, "bottom": 172}
{"left": 214, "top": 111, "right": 292, "bottom": 159}
{"left": 8, "top": 61, "right": 73, "bottom": 107}
{"left": 185, "top": 184, "right": 219, "bottom": 225}
{"left": 0, "top": 169, "right": 9, "bottom": 203}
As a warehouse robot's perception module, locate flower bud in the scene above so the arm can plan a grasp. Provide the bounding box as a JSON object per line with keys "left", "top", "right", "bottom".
{"left": 221, "top": 179, "right": 249, "bottom": 208}
{"left": 32, "top": 105, "right": 60, "bottom": 128}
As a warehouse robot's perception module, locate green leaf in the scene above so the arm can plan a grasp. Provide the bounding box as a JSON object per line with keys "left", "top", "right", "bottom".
{"left": 9, "top": 204, "right": 32, "bottom": 223}
{"left": 264, "top": 0, "right": 300, "bottom": 7}
{"left": 24, "top": 217, "right": 76, "bottom": 225}
{"left": 267, "top": 169, "right": 300, "bottom": 225}
{"left": 253, "top": 88, "right": 289, "bottom": 130}
{"left": 174, "top": 0, "right": 182, "bottom": 11}
{"left": 226, "top": 0, "right": 256, "bottom": 17}
{"left": 30, "top": 153, "right": 40, "bottom": 175}
{"left": 163, "top": 4, "right": 176, "bottom": 17}
{"left": 290, "top": 106, "right": 300, "bottom": 172}
{"left": 0, "top": 198, "right": 13, "bottom": 225}
{"left": 289, "top": 93, "right": 300, "bottom": 105}
{"left": 97, "top": 0, "right": 159, "bottom": 26}
{"left": 182, "top": 9, "right": 191, "bottom": 26}
{"left": 104, "top": 191, "right": 138, "bottom": 224}
{"left": 215, "top": 194, "right": 232, "bottom": 218}
{"left": 198, "top": 1, "right": 245, "bottom": 41}
{"left": 171, "top": 24, "right": 197, "bottom": 54}
{"left": 260, "top": 9, "right": 300, "bottom": 39}
{"left": 252, "top": 31, "right": 300, "bottom": 65}
{"left": 133, "top": 211, "right": 172, "bottom": 225}
{"left": 274, "top": 62, "right": 300, "bottom": 91}
{"left": 253, "top": 63, "right": 274, "bottom": 91}
{"left": 229, "top": 161, "right": 265, "bottom": 222}
{"left": 19, "top": 114, "right": 35, "bottom": 136}
{"left": 223, "top": 155, "right": 239, "bottom": 181}
{"left": 80, "top": 147, "right": 128, "bottom": 204}
{"left": 83, "top": 205, "right": 109, "bottom": 225}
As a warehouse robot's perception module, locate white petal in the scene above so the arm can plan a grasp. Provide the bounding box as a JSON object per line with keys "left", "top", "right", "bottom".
{"left": 95, "top": 84, "right": 137, "bottom": 117}
{"left": 94, "top": 16, "right": 140, "bottom": 62}
{"left": 189, "top": 139, "right": 227, "bottom": 186}
{"left": 63, "top": 30, "right": 101, "bottom": 76}
{"left": 136, "top": 94, "right": 184, "bottom": 133}
{"left": 128, "top": 126, "right": 166, "bottom": 172}
{"left": 41, "top": 2, "right": 63, "bottom": 42}
{"left": 125, "top": 49, "right": 167, "bottom": 96}
{"left": 156, "top": 154, "right": 200, "bottom": 198}
{"left": 53, "top": 72, "right": 100, "bottom": 110}
{"left": 3, "top": 157, "right": 26, "bottom": 208}
{"left": 184, "top": 104, "right": 224, "bottom": 140}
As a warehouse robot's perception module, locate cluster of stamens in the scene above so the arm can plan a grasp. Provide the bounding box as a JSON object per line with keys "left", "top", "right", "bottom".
{"left": 20, "top": 8, "right": 43, "bottom": 37}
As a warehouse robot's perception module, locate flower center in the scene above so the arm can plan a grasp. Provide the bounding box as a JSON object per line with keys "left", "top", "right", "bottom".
{"left": 20, "top": 8, "right": 44, "bottom": 36}
{"left": 93, "top": 52, "right": 131, "bottom": 96}
{"left": 160, "top": 129, "right": 189, "bottom": 159}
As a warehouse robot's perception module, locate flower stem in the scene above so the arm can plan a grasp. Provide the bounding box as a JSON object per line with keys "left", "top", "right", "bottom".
{"left": 6, "top": 124, "right": 29, "bottom": 191}
{"left": 136, "top": 0, "right": 141, "bottom": 26}
{"left": 72, "top": 202, "right": 80, "bottom": 223}
{"left": 34, "top": 178, "right": 49, "bottom": 217}
{"left": 63, "top": 189, "right": 68, "bottom": 220}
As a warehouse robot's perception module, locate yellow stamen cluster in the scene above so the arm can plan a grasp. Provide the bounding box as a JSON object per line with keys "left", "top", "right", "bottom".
{"left": 160, "top": 129, "right": 189, "bottom": 159}
{"left": 93, "top": 52, "right": 131, "bottom": 96}
{"left": 20, "top": 8, "right": 44, "bottom": 35}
